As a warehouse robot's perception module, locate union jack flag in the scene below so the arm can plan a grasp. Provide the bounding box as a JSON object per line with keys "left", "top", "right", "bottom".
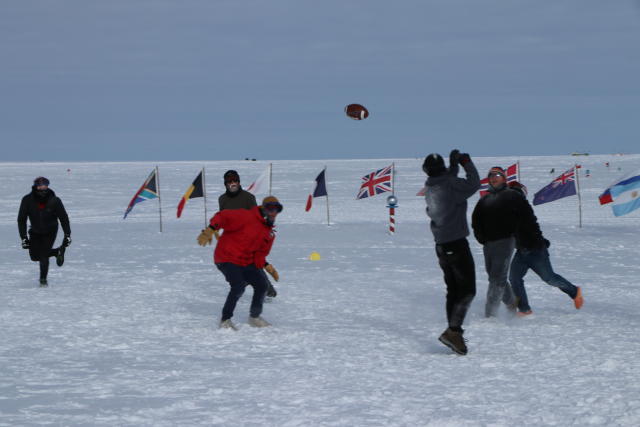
{"left": 356, "top": 164, "right": 393, "bottom": 199}
{"left": 479, "top": 163, "right": 519, "bottom": 197}
{"left": 533, "top": 166, "right": 577, "bottom": 205}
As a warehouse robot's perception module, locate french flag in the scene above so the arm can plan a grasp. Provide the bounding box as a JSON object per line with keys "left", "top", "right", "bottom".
{"left": 305, "top": 168, "right": 328, "bottom": 211}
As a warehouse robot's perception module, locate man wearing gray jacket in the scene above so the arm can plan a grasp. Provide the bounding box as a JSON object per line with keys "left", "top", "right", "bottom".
{"left": 424, "top": 150, "right": 480, "bottom": 355}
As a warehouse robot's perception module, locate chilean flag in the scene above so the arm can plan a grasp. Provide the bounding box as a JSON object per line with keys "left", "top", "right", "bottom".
{"left": 305, "top": 168, "right": 328, "bottom": 211}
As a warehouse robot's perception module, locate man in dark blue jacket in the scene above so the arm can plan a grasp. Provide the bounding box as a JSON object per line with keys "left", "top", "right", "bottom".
{"left": 424, "top": 150, "right": 480, "bottom": 355}
{"left": 18, "top": 177, "right": 71, "bottom": 287}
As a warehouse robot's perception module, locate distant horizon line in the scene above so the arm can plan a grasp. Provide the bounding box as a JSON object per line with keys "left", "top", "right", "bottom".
{"left": 1, "top": 152, "right": 637, "bottom": 164}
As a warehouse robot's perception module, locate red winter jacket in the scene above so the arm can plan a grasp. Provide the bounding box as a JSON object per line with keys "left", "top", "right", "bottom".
{"left": 211, "top": 207, "right": 275, "bottom": 268}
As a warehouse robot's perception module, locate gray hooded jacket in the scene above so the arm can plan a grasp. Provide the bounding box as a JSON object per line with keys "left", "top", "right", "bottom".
{"left": 424, "top": 161, "right": 480, "bottom": 244}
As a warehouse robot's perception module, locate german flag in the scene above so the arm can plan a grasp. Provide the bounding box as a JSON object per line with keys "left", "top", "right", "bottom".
{"left": 177, "top": 171, "right": 204, "bottom": 218}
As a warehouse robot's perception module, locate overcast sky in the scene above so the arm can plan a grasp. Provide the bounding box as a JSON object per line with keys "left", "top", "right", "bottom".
{"left": 1, "top": 0, "right": 639, "bottom": 161}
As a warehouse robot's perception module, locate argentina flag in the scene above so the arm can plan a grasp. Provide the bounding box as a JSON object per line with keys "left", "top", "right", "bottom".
{"left": 600, "top": 170, "right": 640, "bottom": 217}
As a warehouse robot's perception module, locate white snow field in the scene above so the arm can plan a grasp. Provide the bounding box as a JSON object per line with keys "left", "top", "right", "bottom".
{"left": 1, "top": 154, "right": 639, "bottom": 426}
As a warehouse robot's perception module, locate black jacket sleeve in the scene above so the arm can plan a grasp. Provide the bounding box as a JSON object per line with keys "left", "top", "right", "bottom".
{"left": 17, "top": 196, "right": 28, "bottom": 239}
{"left": 55, "top": 198, "right": 71, "bottom": 236}
{"left": 471, "top": 199, "right": 485, "bottom": 244}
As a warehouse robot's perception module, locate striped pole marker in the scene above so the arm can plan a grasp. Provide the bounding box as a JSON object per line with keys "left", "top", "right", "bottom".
{"left": 389, "top": 206, "right": 395, "bottom": 234}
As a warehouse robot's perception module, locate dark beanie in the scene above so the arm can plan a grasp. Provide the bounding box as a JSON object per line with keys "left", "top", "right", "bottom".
{"left": 223, "top": 170, "right": 240, "bottom": 182}
{"left": 422, "top": 154, "right": 446, "bottom": 177}
{"left": 34, "top": 176, "right": 50, "bottom": 186}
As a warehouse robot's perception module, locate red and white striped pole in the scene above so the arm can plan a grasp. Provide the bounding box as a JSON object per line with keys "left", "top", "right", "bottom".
{"left": 386, "top": 195, "right": 398, "bottom": 235}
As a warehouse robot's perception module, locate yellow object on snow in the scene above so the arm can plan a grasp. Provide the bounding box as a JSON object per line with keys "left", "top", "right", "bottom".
{"left": 309, "top": 251, "right": 321, "bottom": 261}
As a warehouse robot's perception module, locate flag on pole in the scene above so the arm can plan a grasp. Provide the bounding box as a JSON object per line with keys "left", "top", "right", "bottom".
{"left": 124, "top": 169, "right": 159, "bottom": 219}
{"left": 356, "top": 164, "right": 393, "bottom": 199}
{"left": 598, "top": 169, "right": 640, "bottom": 216}
{"left": 305, "top": 168, "right": 328, "bottom": 211}
{"left": 177, "top": 171, "right": 204, "bottom": 218}
{"left": 246, "top": 164, "right": 271, "bottom": 196}
{"left": 479, "top": 163, "right": 519, "bottom": 197}
{"left": 533, "top": 167, "right": 577, "bottom": 206}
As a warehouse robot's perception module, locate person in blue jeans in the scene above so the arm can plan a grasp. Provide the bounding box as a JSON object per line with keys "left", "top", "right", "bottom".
{"left": 507, "top": 188, "right": 583, "bottom": 316}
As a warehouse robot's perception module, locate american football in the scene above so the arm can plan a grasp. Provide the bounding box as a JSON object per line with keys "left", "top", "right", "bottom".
{"left": 345, "top": 104, "right": 369, "bottom": 120}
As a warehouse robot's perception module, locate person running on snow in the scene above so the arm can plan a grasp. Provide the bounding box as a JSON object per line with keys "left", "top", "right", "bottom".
{"left": 217, "top": 170, "right": 279, "bottom": 298}
{"left": 507, "top": 188, "right": 584, "bottom": 316}
{"left": 423, "top": 150, "right": 480, "bottom": 355}
{"left": 198, "top": 195, "right": 282, "bottom": 330}
{"left": 471, "top": 166, "right": 520, "bottom": 317}
{"left": 17, "top": 177, "right": 71, "bottom": 287}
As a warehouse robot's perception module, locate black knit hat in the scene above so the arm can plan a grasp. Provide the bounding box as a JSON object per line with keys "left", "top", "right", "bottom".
{"left": 33, "top": 176, "right": 50, "bottom": 186}
{"left": 223, "top": 170, "right": 240, "bottom": 183}
{"left": 422, "top": 154, "right": 446, "bottom": 177}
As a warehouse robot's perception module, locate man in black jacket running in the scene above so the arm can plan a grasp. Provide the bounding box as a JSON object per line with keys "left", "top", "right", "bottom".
{"left": 18, "top": 177, "right": 71, "bottom": 287}
{"left": 471, "top": 167, "right": 520, "bottom": 317}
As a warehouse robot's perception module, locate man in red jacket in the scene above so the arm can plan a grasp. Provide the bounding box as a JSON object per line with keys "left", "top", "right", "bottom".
{"left": 198, "top": 196, "right": 282, "bottom": 330}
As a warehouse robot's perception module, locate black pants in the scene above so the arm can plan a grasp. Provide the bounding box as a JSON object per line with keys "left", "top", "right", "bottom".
{"left": 28, "top": 231, "right": 59, "bottom": 280}
{"left": 216, "top": 263, "right": 269, "bottom": 321}
{"left": 435, "top": 238, "right": 476, "bottom": 330}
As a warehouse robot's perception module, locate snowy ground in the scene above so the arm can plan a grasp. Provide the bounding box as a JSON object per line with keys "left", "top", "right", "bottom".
{"left": 1, "top": 155, "right": 639, "bottom": 426}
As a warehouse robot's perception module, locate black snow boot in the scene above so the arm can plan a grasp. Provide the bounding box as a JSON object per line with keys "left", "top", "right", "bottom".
{"left": 439, "top": 328, "right": 468, "bottom": 355}
{"left": 39, "top": 278, "right": 48, "bottom": 287}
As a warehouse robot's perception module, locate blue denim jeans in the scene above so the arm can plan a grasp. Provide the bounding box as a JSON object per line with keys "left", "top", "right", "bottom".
{"left": 216, "top": 263, "right": 268, "bottom": 321}
{"left": 509, "top": 248, "right": 578, "bottom": 312}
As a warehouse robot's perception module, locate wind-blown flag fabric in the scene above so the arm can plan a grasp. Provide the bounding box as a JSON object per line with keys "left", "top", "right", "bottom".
{"left": 176, "top": 171, "right": 204, "bottom": 218}
{"left": 533, "top": 167, "right": 577, "bottom": 206}
{"left": 356, "top": 164, "right": 393, "bottom": 199}
{"left": 124, "top": 169, "right": 159, "bottom": 218}
{"left": 246, "top": 165, "right": 270, "bottom": 196}
{"left": 599, "top": 169, "right": 640, "bottom": 216}
{"left": 305, "top": 168, "right": 328, "bottom": 212}
{"left": 479, "top": 163, "right": 519, "bottom": 197}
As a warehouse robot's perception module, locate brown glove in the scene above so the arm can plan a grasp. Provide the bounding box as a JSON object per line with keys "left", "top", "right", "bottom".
{"left": 264, "top": 264, "right": 279, "bottom": 282}
{"left": 197, "top": 227, "right": 216, "bottom": 246}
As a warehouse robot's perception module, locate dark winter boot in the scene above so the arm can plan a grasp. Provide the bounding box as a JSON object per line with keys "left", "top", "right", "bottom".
{"left": 55, "top": 246, "right": 65, "bottom": 267}
{"left": 266, "top": 283, "right": 277, "bottom": 298}
{"left": 39, "top": 278, "right": 48, "bottom": 287}
{"left": 439, "top": 328, "right": 468, "bottom": 355}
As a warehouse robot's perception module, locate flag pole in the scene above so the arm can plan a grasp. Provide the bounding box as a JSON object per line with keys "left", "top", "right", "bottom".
{"left": 389, "top": 163, "right": 396, "bottom": 235}
{"left": 156, "top": 165, "right": 163, "bottom": 233}
{"left": 202, "top": 166, "right": 208, "bottom": 228}
{"left": 269, "top": 162, "right": 273, "bottom": 195}
{"left": 575, "top": 163, "right": 582, "bottom": 228}
{"left": 324, "top": 166, "right": 330, "bottom": 226}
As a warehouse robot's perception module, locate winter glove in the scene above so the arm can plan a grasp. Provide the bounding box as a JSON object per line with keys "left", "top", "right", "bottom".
{"left": 264, "top": 263, "right": 279, "bottom": 282}
{"left": 197, "top": 227, "right": 216, "bottom": 246}
{"left": 459, "top": 153, "right": 471, "bottom": 166}
{"left": 62, "top": 235, "right": 72, "bottom": 247}
{"left": 449, "top": 149, "right": 460, "bottom": 167}
{"left": 21, "top": 238, "right": 30, "bottom": 249}
{"left": 213, "top": 229, "right": 220, "bottom": 241}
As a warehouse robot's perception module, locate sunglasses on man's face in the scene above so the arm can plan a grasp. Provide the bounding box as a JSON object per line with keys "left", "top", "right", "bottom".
{"left": 225, "top": 179, "right": 239, "bottom": 184}
{"left": 489, "top": 172, "right": 505, "bottom": 178}
{"left": 263, "top": 202, "right": 283, "bottom": 213}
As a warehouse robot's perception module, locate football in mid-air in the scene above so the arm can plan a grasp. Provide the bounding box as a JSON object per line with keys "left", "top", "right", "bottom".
{"left": 345, "top": 103, "right": 369, "bottom": 120}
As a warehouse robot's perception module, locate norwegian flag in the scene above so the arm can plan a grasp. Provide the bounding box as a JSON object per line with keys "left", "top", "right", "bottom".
{"left": 533, "top": 166, "right": 577, "bottom": 205}
{"left": 356, "top": 164, "right": 393, "bottom": 199}
{"left": 479, "top": 163, "right": 519, "bottom": 197}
